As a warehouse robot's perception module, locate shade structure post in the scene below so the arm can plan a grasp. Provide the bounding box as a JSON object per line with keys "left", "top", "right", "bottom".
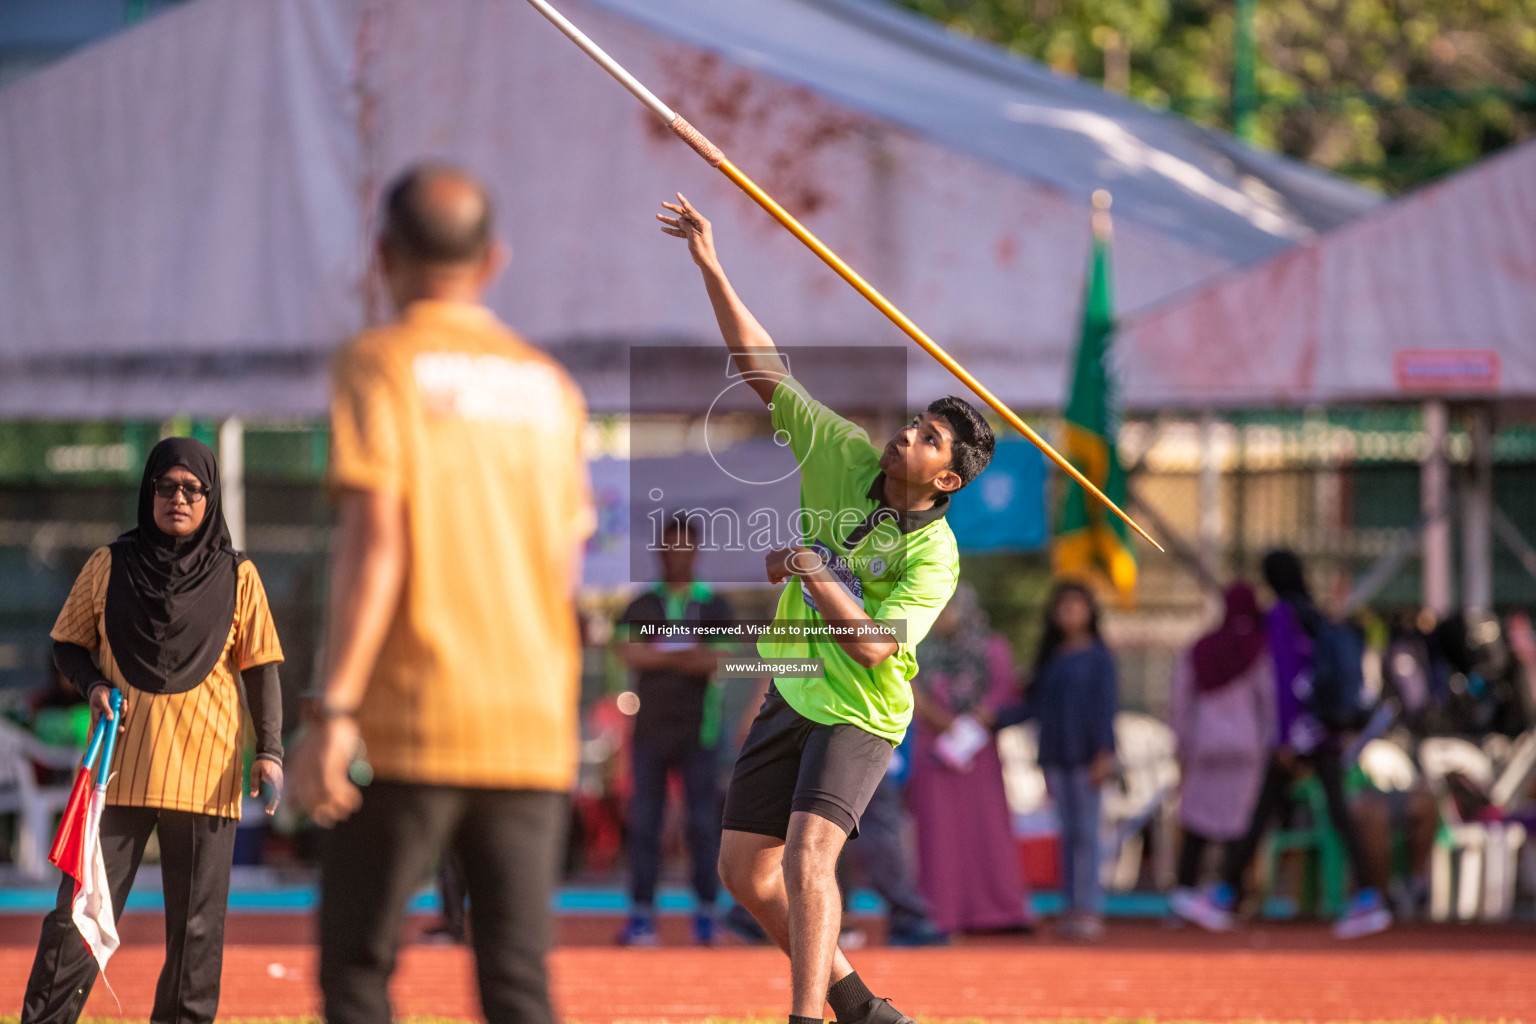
{"left": 1461, "top": 404, "right": 1493, "bottom": 611}
{"left": 1199, "top": 410, "right": 1222, "bottom": 581}
{"left": 219, "top": 417, "right": 246, "bottom": 552}
{"left": 1421, "top": 399, "right": 1452, "bottom": 617}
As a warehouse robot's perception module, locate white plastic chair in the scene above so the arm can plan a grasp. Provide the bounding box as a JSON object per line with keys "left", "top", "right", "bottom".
{"left": 1418, "top": 736, "right": 1527, "bottom": 921}
{"left": 1488, "top": 728, "right": 1536, "bottom": 810}
{"left": 0, "top": 719, "right": 82, "bottom": 878}
{"left": 1102, "top": 713, "right": 1180, "bottom": 890}
{"left": 1358, "top": 738, "right": 1419, "bottom": 793}
{"left": 997, "top": 722, "right": 1047, "bottom": 815}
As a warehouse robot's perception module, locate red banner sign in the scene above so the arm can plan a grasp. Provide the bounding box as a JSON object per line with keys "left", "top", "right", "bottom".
{"left": 1394, "top": 349, "right": 1502, "bottom": 392}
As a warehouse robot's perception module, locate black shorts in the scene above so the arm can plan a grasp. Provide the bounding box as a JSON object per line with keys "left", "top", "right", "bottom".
{"left": 721, "top": 684, "right": 894, "bottom": 839}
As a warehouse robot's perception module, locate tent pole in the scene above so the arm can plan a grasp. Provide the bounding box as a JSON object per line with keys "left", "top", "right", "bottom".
{"left": 1461, "top": 404, "right": 1493, "bottom": 611}
{"left": 1231, "top": 413, "right": 1248, "bottom": 572}
{"left": 1199, "top": 410, "right": 1222, "bottom": 583}
{"left": 220, "top": 417, "right": 246, "bottom": 552}
{"left": 1421, "top": 399, "right": 1452, "bottom": 617}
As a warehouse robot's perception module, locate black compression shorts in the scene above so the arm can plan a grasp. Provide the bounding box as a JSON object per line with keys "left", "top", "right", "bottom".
{"left": 721, "top": 683, "right": 894, "bottom": 839}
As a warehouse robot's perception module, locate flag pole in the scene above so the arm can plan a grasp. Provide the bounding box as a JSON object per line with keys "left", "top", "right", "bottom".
{"left": 80, "top": 706, "right": 109, "bottom": 775}
{"left": 522, "top": 0, "right": 1161, "bottom": 553}
{"left": 1092, "top": 188, "right": 1113, "bottom": 242}
{"left": 95, "top": 690, "right": 123, "bottom": 789}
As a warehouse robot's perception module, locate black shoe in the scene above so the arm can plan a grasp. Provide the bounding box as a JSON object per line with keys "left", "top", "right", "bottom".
{"left": 888, "top": 920, "right": 950, "bottom": 947}
{"left": 837, "top": 997, "right": 915, "bottom": 1024}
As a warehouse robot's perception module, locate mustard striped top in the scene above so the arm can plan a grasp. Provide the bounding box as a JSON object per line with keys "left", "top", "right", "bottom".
{"left": 51, "top": 547, "right": 284, "bottom": 819}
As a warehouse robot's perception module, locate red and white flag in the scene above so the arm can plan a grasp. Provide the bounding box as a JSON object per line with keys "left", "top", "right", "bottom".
{"left": 48, "top": 701, "right": 121, "bottom": 979}
{"left": 49, "top": 760, "right": 120, "bottom": 973}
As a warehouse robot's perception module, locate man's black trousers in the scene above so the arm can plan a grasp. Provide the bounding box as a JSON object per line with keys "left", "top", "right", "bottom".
{"left": 319, "top": 782, "right": 568, "bottom": 1024}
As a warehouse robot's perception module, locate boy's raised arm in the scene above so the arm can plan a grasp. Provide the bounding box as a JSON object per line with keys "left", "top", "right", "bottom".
{"left": 658, "top": 193, "right": 787, "bottom": 404}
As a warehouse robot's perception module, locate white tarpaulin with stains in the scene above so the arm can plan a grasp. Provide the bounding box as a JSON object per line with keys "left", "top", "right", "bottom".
{"left": 0, "top": 0, "right": 1377, "bottom": 418}
{"left": 1116, "top": 139, "right": 1536, "bottom": 409}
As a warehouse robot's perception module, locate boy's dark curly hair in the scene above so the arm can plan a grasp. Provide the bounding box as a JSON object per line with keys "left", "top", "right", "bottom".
{"left": 927, "top": 396, "right": 995, "bottom": 488}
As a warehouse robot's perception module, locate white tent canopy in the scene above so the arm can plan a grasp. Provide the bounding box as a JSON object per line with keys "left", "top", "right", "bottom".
{"left": 0, "top": 0, "right": 1377, "bottom": 418}
{"left": 1117, "top": 138, "right": 1536, "bottom": 410}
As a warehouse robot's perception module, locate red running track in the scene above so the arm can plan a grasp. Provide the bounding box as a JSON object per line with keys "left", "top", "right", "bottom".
{"left": 1, "top": 916, "right": 1532, "bottom": 1021}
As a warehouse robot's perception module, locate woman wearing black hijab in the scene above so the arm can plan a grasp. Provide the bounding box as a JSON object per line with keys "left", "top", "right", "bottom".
{"left": 22, "top": 438, "right": 285, "bottom": 1024}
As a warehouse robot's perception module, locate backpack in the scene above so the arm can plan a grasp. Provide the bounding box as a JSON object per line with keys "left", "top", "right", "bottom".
{"left": 1307, "top": 615, "right": 1367, "bottom": 731}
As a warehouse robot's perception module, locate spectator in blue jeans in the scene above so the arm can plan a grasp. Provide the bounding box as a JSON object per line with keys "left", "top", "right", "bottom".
{"left": 614, "top": 515, "right": 734, "bottom": 945}
{"left": 998, "top": 581, "right": 1117, "bottom": 940}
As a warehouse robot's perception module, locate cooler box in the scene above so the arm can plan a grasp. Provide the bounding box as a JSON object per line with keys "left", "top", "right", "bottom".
{"left": 1013, "top": 808, "right": 1061, "bottom": 889}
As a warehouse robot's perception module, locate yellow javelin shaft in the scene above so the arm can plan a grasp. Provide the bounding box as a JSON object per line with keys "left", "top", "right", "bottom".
{"left": 522, "top": 0, "right": 1161, "bottom": 553}
{"left": 716, "top": 160, "right": 1161, "bottom": 553}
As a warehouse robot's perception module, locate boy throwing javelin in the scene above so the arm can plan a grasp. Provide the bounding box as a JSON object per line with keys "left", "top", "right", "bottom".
{"left": 659, "top": 195, "right": 994, "bottom": 1024}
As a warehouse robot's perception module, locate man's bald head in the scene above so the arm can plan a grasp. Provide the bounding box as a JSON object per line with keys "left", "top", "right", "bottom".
{"left": 380, "top": 163, "right": 495, "bottom": 266}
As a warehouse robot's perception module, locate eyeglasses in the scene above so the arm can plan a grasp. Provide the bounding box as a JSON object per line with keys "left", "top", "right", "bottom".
{"left": 152, "top": 478, "right": 209, "bottom": 503}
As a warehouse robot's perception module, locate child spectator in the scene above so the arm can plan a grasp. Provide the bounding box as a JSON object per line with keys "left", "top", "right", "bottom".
{"left": 999, "top": 581, "right": 1117, "bottom": 940}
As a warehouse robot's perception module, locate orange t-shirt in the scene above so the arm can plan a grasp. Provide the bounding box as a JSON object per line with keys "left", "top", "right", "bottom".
{"left": 51, "top": 547, "right": 284, "bottom": 819}
{"left": 329, "top": 300, "right": 594, "bottom": 790}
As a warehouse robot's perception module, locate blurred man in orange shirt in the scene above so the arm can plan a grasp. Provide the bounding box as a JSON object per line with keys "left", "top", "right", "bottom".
{"left": 292, "top": 163, "right": 594, "bottom": 1024}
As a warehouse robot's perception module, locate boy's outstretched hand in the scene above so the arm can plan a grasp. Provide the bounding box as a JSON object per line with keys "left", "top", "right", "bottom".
{"left": 658, "top": 193, "right": 720, "bottom": 271}
{"left": 657, "top": 190, "right": 788, "bottom": 401}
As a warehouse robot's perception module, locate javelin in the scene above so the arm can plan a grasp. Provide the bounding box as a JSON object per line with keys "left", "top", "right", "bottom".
{"left": 522, "top": 0, "right": 1161, "bottom": 552}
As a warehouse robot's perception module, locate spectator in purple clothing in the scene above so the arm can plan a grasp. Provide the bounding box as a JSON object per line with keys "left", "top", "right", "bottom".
{"left": 907, "top": 583, "right": 1032, "bottom": 937}
{"left": 1171, "top": 550, "right": 1391, "bottom": 940}
{"left": 998, "top": 581, "right": 1117, "bottom": 941}
{"left": 1166, "top": 583, "right": 1276, "bottom": 897}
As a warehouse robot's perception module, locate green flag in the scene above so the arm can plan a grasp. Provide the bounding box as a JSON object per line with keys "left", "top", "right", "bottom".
{"left": 1053, "top": 202, "right": 1136, "bottom": 594}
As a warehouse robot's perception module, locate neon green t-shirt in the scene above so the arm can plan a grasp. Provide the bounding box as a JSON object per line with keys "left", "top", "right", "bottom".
{"left": 756, "top": 376, "right": 960, "bottom": 744}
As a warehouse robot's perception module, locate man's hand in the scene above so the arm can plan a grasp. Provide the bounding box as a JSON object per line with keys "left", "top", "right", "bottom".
{"left": 765, "top": 546, "right": 823, "bottom": 584}
{"left": 680, "top": 646, "right": 725, "bottom": 675}
{"left": 658, "top": 193, "right": 719, "bottom": 271}
{"left": 250, "top": 759, "right": 284, "bottom": 815}
{"left": 288, "top": 717, "right": 364, "bottom": 828}
{"left": 618, "top": 641, "right": 726, "bottom": 676}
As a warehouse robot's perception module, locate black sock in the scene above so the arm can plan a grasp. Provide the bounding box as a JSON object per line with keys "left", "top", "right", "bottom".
{"left": 827, "top": 972, "right": 876, "bottom": 1022}
{"left": 790, "top": 1016, "right": 825, "bottom": 1024}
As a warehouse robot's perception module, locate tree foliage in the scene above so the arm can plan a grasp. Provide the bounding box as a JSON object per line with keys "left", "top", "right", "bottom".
{"left": 896, "top": 0, "right": 1536, "bottom": 192}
